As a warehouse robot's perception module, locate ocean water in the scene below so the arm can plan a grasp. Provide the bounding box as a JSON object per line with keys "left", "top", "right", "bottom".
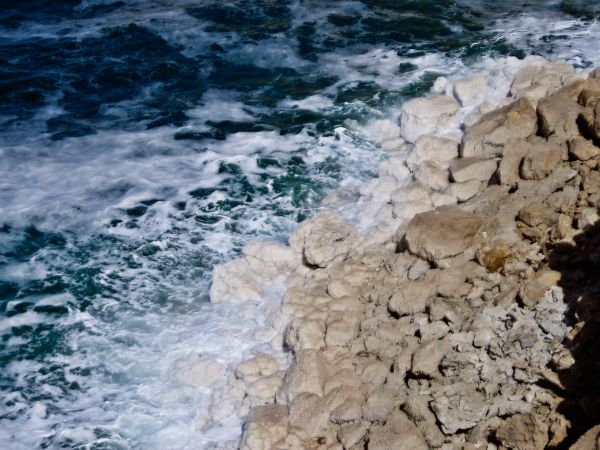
{"left": 0, "top": 1, "right": 599, "bottom": 448}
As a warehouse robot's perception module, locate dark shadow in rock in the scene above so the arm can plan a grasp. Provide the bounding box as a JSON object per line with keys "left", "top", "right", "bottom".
{"left": 548, "top": 211, "right": 600, "bottom": 448}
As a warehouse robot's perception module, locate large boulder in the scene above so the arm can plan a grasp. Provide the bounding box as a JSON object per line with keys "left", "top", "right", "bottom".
{"left": 400, "top": 95, "right": 460, "bottom": 143}
{"left": 290, "top": 211, "right": 358, "bottom": 268}
{"left": 568, "top": 137, "right": 600, "bottom": 161}
{"left": 510, "top": 57, "right": 579, "bottom": 105}
{"left": 461, "top": 97, "right": 537, "bottom": 158}
{"left": 537, "top": 83, "right": 584, "bottom": 140}
{"left": 404, "top": 206, "right": 483, "bottom": 263}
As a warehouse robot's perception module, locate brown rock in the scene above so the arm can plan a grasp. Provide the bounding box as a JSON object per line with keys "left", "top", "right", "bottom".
{"left": 537, "top": 84, "right": 584, "bottom": 140}
{"left": 518, "top": 202, "right": 554, "bottom": 227}
{"left": 569, "top": 137, "right": 600, "bottom": 161}
{"left": 570, "top": 423, "right": 600, "bottom": 450}
{"left": 480, "top": 240, "right": 512, "bottom": 272}
{"left": 583, "top": 170, "right": 600, "bottom": 194}
{"left": 368, "top": 411, "right": 428, "bottom": 450}
{"left": 461, "top": 97, "right": 538, "bottom": 158}
{"left": 404, "top": 206, "right": 483, "bottom": 263}
{"left": 498, "top": 139, "right": 530, "bottom": 186}
{"left": 495, "top": 413, "right": 549, "bottom": 450}
{"left": 520, "top": 143, "right": 563, "bottom": 180}
{"left": 288, "top": 393, "right": 330, "bottom": 440}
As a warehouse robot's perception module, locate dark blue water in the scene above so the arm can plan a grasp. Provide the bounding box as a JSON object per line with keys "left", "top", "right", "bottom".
{"left": 0, "top": 1, "right": 598, "bottom": 448}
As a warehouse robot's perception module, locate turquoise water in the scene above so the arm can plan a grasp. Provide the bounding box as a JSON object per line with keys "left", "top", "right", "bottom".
{"left": 0, "top": 1, "right": 599, "bottom": 448}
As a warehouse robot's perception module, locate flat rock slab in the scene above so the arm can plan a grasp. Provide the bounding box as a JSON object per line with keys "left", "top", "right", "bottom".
{"left": 405, "top": 206, "right": 483, "bottom": 263}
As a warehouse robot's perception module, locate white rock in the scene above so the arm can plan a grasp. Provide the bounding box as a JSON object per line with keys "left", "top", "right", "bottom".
{"left": 406, "top": 135, "right": 459, "bottom": 171}
{"left": 243, "top": 241, "right": 299, "bottom": 276}
{"left": 400, "top": 95, "right": 460, "bottom": 143}
{"left": 210, "top": 258, "right": 264, "bottom": 303}
{"left": 290, "top": 211, "right": 358, "bottom": 268}
{"left": 453, "top": 73, "right": 487, "bottom": 107}
{"left": 414, "top": 161, "right": 449, "bottom": 192}
{"left": 378, "top": 156, "right": 412, "bottom": 182}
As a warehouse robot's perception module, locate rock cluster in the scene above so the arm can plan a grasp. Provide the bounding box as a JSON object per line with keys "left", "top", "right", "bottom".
{"left": 205, "top": 57, "right": 600, "bottom": 449}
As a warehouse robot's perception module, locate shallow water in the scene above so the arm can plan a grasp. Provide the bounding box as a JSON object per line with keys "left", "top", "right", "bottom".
{"left": 0, "top": 1, "right": 599, "bottom": 448}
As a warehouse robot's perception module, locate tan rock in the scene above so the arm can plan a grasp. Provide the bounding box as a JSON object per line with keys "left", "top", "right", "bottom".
{"left": 338, "top": 421, "right": 369, "bottom": 449}
{"left": 414, "top": 161, "right": 449, "bottom": 192}
{"left": 404, "top": 206, "right": 483, "bottom": 263}
{"left": 520, "top": 144, "right": 563, "bottom": 180}
{"left": 518, "top": 202, "right": 554, "bottom": 227}
{"left": 569, "top": 137, "right": 600, "bottom": 161}
{"left": 288, "top": 393, "right": 330, "bottom": 440}
{"left": 461, "top": 97, "right": 537, "bottom": 158}
{"left": 400, "top": 95, "right": 460, "bottom": 143}
{"left": 411, "top": 338, "right": 450, "bottom": 378}
{"left": 240, "top": 404, "right": 289, "bottom": 450}
{"left": 497, "top": 139, "right": 530, "bottom": 186}
{"left": 570, "top": 423, "right": 600, "bottom": 450}
{"left": 368, "top": 411, "right": 428, "bottom": 450}
{"left": 388, "top": 280, "right": 436, "bottom": 316}
{"left": 453, "top": 73, "right": 487, "bottom": 107}
{"left": 278, "top": 350, "right": 331, "bottom": 402}
{"left": 431, "top": 192, "right": 457, "bottom": 208}
{"left": 406, "top": 135, "right": 459, "bottom": 171}
{"left": 496, "top": 413, "right": 549, "bottom": 450}
{"left": 537, "top": 84, "right": 584, "bottom": 140}
{"left": 448, "top": 179, "right": 482, "bottom": 202}
{"left": 290, "top": 210, "right": 357, "bottom": 268}
{"left": 430, "top": 383, "right": 488, "bottom": 434}
{"left": 449, "top": 156, "right": 497, "bottom": 183}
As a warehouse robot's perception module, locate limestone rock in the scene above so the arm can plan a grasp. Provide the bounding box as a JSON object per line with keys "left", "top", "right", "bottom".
{"left": 400, "top": 95, "right": 460, "bottom": 143}
{"left": 450, "top": 156, "right": 497, "bottom": 183}
{"left": 288, "top": 393, "right": 330, "bottom": 440}
{"left": 495, "top": 413, "right": 549, "bottom": 450}
{"left": 210, "top": 259, "right": 265, "bottom": 303}
{"left": 497, "top": 139, "right": 530, "bottom": 187}
{"left": 236, "top": 354, "right": 280, "bottom": 383}
{"left": 378, "top": 155, "right": 412, "bottom": 182}
{"left": 411, "top": 338, "right": 450, "bottom": 378}
{"left": 569, "top": 137, "right": 600, "bottom": 161}
{"left": 240, "top": 404, "right": 289, "bottom": 450}
{"left": 431, "top": 383, "right": 488, "bottom": 434}
{"left": 406, "top": 135, "right": 459, "bottom": 171}
{"left": 290, "top": 211, "right": 358, "bottom": 268}
{"left": 537, "top": 84, "right": 584, "bottom": 140}
{"left": 453, "top": 73, "right": 487, "bottom": 107}
{"left": 448, "top": 179, "right": 482, "bottom": 202}
{"left": 570, "top": 424, "right": 600, "bottom": 450}
{"left": 511, "top": 57, "right": 578, "bottom": 104}
{"left": 388, "top": 281, "right": 436, "bottom": 316}
{"left": 368, "top": 411, "right": 428, "bottom": 450}
{"left": 431, "top": 192, "right": 457, "bottom": 208}
{"left": 461, "top": 97, "right": 537, "bottom": 158}
{"left": 404, "top": 206, "right": 483, "bottom": 263}
{"left": 414, "top": 161, "right": 449, "bottom": 192}
{"left": 278, "top": 350, "right": 331, "bottom": 402}
{"left": 520, "top": 143, "right": 562, "bottom": 180}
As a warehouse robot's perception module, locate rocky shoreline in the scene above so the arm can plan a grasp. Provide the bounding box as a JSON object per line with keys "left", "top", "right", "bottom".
{"left": 206, "top": 56, "right": 600, "bottom": 449}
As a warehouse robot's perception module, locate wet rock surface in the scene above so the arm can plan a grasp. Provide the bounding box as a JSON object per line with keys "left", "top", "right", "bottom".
{"left": 207, "top": 58, "right": 600, "bottom": 449}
